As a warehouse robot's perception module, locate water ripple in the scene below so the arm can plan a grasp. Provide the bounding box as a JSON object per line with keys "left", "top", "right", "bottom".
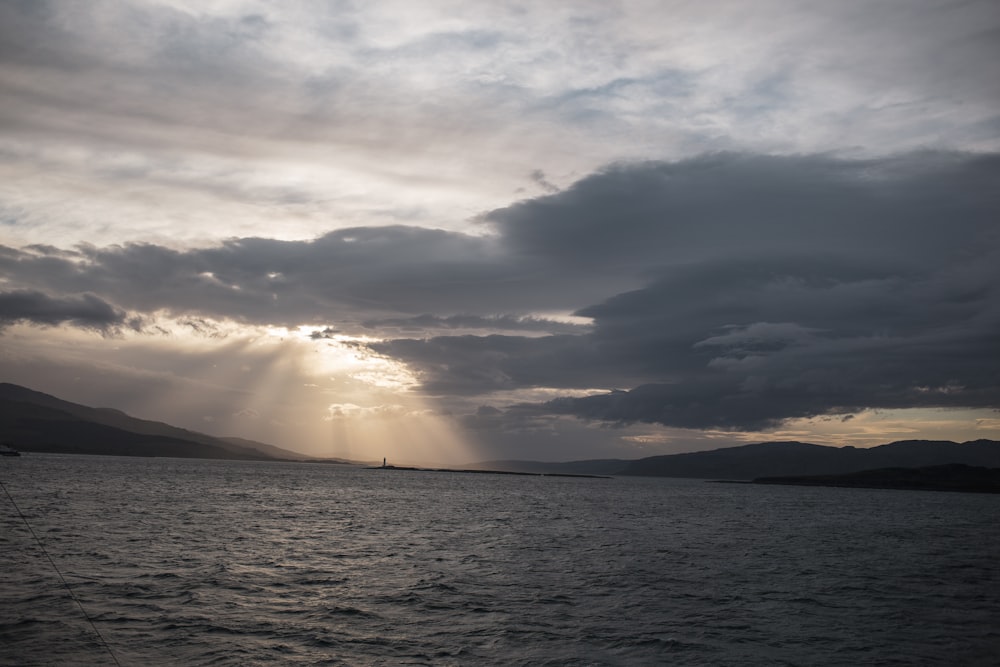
{"left": 2, "top": 455, "right": 998, "bottom": 666}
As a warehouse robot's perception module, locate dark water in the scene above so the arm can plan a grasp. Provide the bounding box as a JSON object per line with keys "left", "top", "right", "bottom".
{"left": 1, "top": 454, "right": 998, "bottom": 666}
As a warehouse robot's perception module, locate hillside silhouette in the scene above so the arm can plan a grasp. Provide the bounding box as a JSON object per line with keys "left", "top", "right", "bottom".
{"left": 3, "top": 382, "right": 997, "bottom": 476}
{"left": 0, "top": 382, "right": 307, "bottom": 460}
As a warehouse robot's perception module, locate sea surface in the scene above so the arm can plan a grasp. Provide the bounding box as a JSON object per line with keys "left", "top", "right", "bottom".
{"left": 1, "top": 454, "right": 998, "bottom": 666}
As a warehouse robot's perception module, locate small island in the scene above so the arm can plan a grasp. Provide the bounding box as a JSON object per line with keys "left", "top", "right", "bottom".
{"left": 753, "top": 463, "right": 1000, "bottom": 494}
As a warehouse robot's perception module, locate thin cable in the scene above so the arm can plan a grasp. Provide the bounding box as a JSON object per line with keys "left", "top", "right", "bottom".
{"left": 0, "top": 476, "right": 123, "bottom": 667}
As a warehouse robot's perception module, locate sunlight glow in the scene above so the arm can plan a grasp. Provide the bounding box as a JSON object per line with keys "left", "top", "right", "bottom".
{"left": 250, "top": 323, "right": 478, "bottom": 463}
{"left": 323, "top": 401, "right": 475, "bottom": 466}
{"left": 265, "top": 325, "right": 418, "bottom": 388}
{"left": 0, "top": 318, "right": 479, "bottom": 464}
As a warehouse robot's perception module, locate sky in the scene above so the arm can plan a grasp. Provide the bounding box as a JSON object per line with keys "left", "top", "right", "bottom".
{"left": 1, "top": 0, "right": 999, "bottom": 464}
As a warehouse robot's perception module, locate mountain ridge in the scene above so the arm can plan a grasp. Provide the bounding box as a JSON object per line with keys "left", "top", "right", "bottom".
{"left": 0, "top": 382, "right": 310, "bottom": 461}
{"left": 615, "top": 438, "right": 1000, "bottom": 478}
{"left": 2, "top": 382, "right": 997, "bottom": 475}
{"left": 753, "top": 463, "right": 1000, "bottom": 493}
{"left": 468, "top": 439, "right": 1000, "bottom": 479}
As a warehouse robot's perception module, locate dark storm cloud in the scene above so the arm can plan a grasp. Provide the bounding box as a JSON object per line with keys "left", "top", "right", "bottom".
{"left": 360, "top": 313, "right": 589, "bottom": 336}
{"left": 1, "top": 151, "right": 998, "bottom": 430}
{"left": 0, "top": 225, "right": 616, "bottom": 329}
{"left": 0, "top": 289, "right": 132, "bottom": 332}
{"left": 397, "top": 152, "right": 1000, "bottom": 428}
{"left": 486, "top": 151, "right": 999, "bottom": 271}
{"left": 532, "top": 302, "right": 1000, "bottom": 429}
{"left": 376, "top": 248, "right": 998, "bottom": 414}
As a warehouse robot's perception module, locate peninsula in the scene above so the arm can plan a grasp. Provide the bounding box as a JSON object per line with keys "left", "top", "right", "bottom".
{"left": 753, "top": 463, "right": 1000, "bottom": 494}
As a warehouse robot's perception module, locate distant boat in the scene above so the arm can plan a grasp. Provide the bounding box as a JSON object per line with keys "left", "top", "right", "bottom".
{"left": 0, "top": 443, "right": 21, "bottom": 457}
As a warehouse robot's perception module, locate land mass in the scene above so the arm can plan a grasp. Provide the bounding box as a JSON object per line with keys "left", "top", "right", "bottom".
{"left": 753, "top": 464, "right": 1000, "bottom": 494}
{"left": 0, "top": 382, "right": 312, "bottom": 461}
{"left": 613, "top": 439, "right": 1000, "bottom": 479}
{"left": 475, "top": 439, "right": 1000, "bottom": 479}
{"left": 2, "top": 383, "right": 998, "bottom": 480}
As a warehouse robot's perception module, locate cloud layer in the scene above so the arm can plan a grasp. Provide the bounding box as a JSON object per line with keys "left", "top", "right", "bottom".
{"left": 2, "top": 1, "right": 998, "bottom": 247}
{"left": 382, "top": 152, "right": 1000, "bottom": 430}
{"left": 3, "top": 151, "right": 998, "bottom": 435}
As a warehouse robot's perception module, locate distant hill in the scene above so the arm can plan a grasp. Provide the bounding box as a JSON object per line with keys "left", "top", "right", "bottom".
{"left": 0, "top": 382, "right": 310, "bottom": 461}
{"left": 468, "top": 440, "right": 1000, "bottom": 479}
{"left": 5, "top": 382, "right": 998, "bottom": 476}
{"left": 615, "top": 440, "right": 1000, "bottom": 480}
{"left": 754, "top": 464, "right": 1000, "bottom": 494}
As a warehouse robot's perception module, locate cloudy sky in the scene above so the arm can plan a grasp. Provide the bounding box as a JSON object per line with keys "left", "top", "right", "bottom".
{"left": 1, "top": 0, "right": 998, "bottom": 463}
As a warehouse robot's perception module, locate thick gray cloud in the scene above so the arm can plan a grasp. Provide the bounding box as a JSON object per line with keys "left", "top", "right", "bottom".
{"left": 0, "top": 289, "right": 131, "bottom": 332}
{"left": 487, "top": 151, "right": 999, "bottom": 271}
{"left": 0, "top": 226, "right": 624, "bottom": 329}
{"left": 359, "top": 314, "right": 590, "bottom": 336}
{"left": 386, "top": 152, "right": 1000, "bottom": 428}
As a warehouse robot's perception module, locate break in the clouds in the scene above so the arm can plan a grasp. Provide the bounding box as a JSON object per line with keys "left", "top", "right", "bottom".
{"left": 1, "top": 1, "right": 999, "bottom": 460}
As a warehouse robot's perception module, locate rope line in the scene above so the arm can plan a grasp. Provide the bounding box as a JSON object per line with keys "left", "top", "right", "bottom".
{"left": 0, "top": 475, "right": 123, "bottom": 667}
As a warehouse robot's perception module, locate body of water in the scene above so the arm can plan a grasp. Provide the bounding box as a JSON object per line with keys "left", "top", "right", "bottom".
{"left": 1, "top": 454, "right": 998, "bottom": 665}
